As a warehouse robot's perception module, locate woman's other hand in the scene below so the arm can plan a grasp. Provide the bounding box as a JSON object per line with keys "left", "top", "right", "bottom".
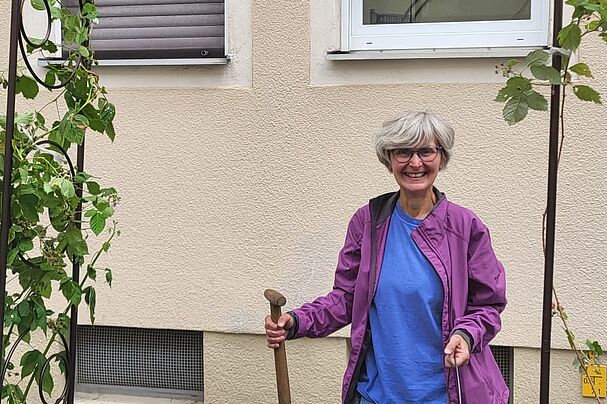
{"left": 444, "top": 334, "right": 470, "bottom": 367}
{"left": 264, "top": 313, "right": 294, "bottom": 349}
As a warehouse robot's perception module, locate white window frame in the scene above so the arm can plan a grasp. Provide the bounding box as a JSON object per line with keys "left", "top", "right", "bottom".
{"left": 341, "top": 0, "right": 551, "bottom": 52}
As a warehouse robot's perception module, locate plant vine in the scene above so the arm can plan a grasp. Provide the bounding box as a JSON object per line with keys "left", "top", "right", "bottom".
{"left": 0, "top": 0, "right": 118, "bottom": 402}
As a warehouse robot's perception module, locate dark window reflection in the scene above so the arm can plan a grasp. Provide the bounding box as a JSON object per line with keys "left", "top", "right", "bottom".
{"left": 363, "top": 0, "right": 531, "bottom": 24}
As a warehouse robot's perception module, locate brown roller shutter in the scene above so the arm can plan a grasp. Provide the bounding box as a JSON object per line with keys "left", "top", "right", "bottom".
{"left": 63, "top": 0, "right": 225, "bottom": 59}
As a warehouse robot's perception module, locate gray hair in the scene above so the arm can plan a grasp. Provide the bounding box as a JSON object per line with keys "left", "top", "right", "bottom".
{"left": 374, "top": 111, "right": 455, "bottom": 171}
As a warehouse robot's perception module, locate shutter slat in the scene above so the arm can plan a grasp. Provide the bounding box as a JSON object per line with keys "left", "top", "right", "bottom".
{"left": 94, "top": 14, "right": 224, "bottom": 29}
{"left": 92, "top": 26, "right": 224, "bottom": 40}
{"left": 63, "top": 0, "right": 225, "bottom": 59}
{"left": 64, "top": 0, "right": 222, "bottom": 6}
{"left": 93, "top": 37, "right": 224, "bottom": 50}
{"left": 98, "top": 4, "right": 224, "bottom": 17}
{"left": 68, "top": 4, "right": 224, "bottom": 17}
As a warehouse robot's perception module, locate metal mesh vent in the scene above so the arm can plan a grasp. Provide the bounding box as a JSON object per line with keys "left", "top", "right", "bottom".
{"left": 490, "top": 345, "right": 513, "bottom": 402}
{"left": 77, "top": 325, "right": 203, "bottom": 396}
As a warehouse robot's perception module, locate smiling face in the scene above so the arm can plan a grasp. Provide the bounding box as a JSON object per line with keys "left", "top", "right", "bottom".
{"left": 389, "top": 141, "right": 442, "bottom": 199}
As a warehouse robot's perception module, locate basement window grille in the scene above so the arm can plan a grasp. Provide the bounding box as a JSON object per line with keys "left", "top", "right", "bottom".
{"left": 76, "top": 325, "right": 203, "bottom": 399}
{"left": 490, "top": 345, "right": 514, "bottom": 403}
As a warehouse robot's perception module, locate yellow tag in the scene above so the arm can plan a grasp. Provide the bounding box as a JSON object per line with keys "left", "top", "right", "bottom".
{"left": 582, "top": 365, "right": 607, "bottom": 398}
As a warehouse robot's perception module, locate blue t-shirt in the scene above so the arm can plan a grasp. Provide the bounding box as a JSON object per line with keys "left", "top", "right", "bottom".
{"left": 356, "top": 203, "right": 447, "bottom": 403}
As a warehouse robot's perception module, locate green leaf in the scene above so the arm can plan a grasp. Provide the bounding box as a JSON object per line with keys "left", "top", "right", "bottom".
{"left": 18, "top": 238, "right": 34, "bottom": 252}
{"left": 44, "top": 70, "right": 57, "bottom": 87}
{"left": 525, "top": 50, "right": 550, "bottom": 67}
{"left": 19, "top": 193, "right": 40, "bottom": 222}
{"left": 60, "top": 278, "right": 82, "bottom": 305}
{"left": 105, "top": 268, "right": 113, "bottom": 287}
{"left": 582, "top": 3, "right": 601, "bottom": 11}
{"left": 78, "top": 45, "right": 90, "bottom": 57}
{"left": 14, "top": 112, "right": 35, "bottom": 125}
{"left": 35, "top": 111, "right": 46, "bottom": 127}
{"left": 90, "top": 212, "right": 106, "bottom": 236}
{"left": 573, "top": 85, "right": 602, "bottom": 104}
{"left": 57, "top": 224, "right": 89, "bottom": 259}
{"left": 4, "top": 384, "right": 25, "bottom": 404}
{"left": 100, "top": 102, "right": 116, "bottom": 125}
{"left": 570, "top": 62, "right": 593, "bottom": 78}
{"left": 60, "top": 117, "right": 85, "bottom": 144}
{"left": 41, "top": 365, "right": 54, "bottom": 396}
{"left": 59, "top": 178, "right": 76, "bottom": 198}
{"left": 505, "top": 59, "right": 519, "bottom": 68}
{"left": 503, "top": 94, "right": 529, "bottom": 125}
{"left": 17, "top": 301, "right": 30, "bottom": 318}
{"left": 558, "top": 23, "right": 582, "bottom": 51}
{"left": 7, "top": 247, "right": 19, "bottom": 265}
{"left": 43, "top": 182, "right": 53, "bottom": 194}
{"left": 31, "top": 0, "right": 45, "bottom": 9}
{"left": 586, "top": 340, "right": 604, "bottom": 356}
{"left": 15, "top": 75, "right": 39, "bottom": 100}
{"left": 82, "top": 2, "right": 96, "bottom": 16}
{"left": 56, "top": 352, "right": 68, "bottom": 375}
{"left": 20, "top": 349, "right": 44, "bottom": 378}
{"left": 530, "top": 65, "right": 562, "bottom": 85}
{"left": 94, "top": 200, "right": 109, "bottom": 212}
{"left": 105, "top": 122, "right": 116, "bottom": 142}
{"left": 41, "top": 39, "right": 58, "bottom": 53}
{"left": 27, "top": 37, "right": 58, "bottom": 53}
{"left": 587, "top": 20, "right": 601, "bottom": 31}
{"left": 84, "top": 286, "right": 96, "bottom": 324}
{"left": 39, "top": 281, "right": 52, "bottom": 298}
{"left": 87, "top": 264, "right": 97, "bottom": 281}
{"left": 74, "top": 172, "right": 91, "bottom": 183}
{"left": 495, "top": 87, "right": 510, "bottom": 102}
{"left": 84, "top": 209, "right": 96, "bottom": 218}
{"left": 87, "top": 181, "right": 101, "bottom": 195}
{"left": 74, "top": 113, "right": 89, "bottom": 127}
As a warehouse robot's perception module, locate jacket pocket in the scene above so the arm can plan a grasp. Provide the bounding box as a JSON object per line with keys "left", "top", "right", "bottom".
{"left": 459, "top": 352, "right": 505, "bottom": 404}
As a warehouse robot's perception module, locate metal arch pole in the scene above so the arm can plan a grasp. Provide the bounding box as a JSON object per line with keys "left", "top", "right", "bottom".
{"left": 539, "top": 0, "right": 564, "bottom": 402}
{"left": 0, "top": 0, "right": 22, "bottom": 375}
{"left": 66, "top": 141, "right": 84, "bottom": 404}
{"left": 66, "top": 1, "right": 92, "bottom": 399}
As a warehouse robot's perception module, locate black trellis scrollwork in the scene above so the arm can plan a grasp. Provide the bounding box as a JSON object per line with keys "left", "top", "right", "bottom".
{"left": 1, "top": 0, "right": 91, "bottom": 402}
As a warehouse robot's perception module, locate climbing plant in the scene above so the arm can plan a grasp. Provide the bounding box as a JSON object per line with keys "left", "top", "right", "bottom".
{"left": 495, "top": 0, "right": 606, "bottom": 401}
{"left": 0, "top": 0, "right": 118, "bottom": 402}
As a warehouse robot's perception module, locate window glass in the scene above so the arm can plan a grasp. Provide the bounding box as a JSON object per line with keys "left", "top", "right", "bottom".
{"left": 363, "top": 0, "right": 531, "bottom": 24}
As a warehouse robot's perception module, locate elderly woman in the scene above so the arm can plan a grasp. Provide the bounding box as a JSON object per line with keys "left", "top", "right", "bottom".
{"left": 265, "top": 111, "right": 508, "bottom": 404}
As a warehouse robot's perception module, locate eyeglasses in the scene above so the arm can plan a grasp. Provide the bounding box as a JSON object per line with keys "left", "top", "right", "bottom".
{"left": 390, "top": 146, "right": 444, "bottom": 163}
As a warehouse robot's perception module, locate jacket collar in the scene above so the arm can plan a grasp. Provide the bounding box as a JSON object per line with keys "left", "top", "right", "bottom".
{"left": 370, "top": 187, "right": 448, "bottom": 227}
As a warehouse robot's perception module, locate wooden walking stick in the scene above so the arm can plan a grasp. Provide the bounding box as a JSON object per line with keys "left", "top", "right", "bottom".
{"left": 264, "top": 289, "right": 292, "bottom": 404}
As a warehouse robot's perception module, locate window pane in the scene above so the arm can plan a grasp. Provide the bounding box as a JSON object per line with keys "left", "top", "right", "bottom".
{"left": 363, "top": 0, "right": 531, "bottom": 24}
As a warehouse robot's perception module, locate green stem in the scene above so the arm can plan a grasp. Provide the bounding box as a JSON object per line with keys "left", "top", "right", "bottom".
{"left": 37, "top": 89, "right": 67, "bottom": 115}
{"left": 553, "top": 289, "right": 603, "bottom": 403}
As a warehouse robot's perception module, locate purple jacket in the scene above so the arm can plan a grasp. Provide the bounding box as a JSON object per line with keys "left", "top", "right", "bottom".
{"left": 289, "top": 190, "right": 508, "bottom": 403}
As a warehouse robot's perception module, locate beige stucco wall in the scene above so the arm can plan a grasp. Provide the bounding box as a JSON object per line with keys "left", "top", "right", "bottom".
{"left": 2, "top": 0, "right": 607, "bottom": 402}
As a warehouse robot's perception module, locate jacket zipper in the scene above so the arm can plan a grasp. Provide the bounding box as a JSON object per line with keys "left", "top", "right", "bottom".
{"left": 416, "top": 226, "right": 461, "bottom": 404}
{"left": 344, "top": 218, "right": 378, "bottom": 404}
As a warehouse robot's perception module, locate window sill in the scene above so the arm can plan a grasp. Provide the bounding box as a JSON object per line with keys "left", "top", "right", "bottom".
{"left": 38, "top": 57, "right": 231, "bottom": 67}
{"left": 327, "top": 47, "right": 546, "bottom": 61}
